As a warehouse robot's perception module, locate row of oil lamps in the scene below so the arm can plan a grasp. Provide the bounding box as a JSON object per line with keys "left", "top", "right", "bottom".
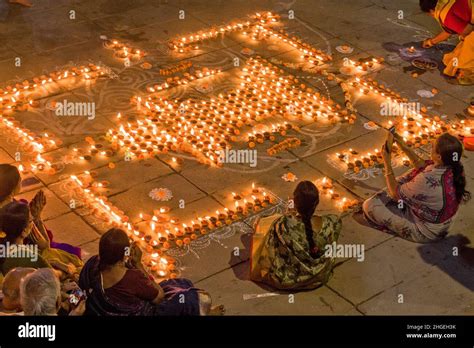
{"left": 331, "top": 75, "right": 474, "bottom": 173}
{"left": 0, "top": 64, "right": 107, "bottom": 174}
{"left": 70, "top": 171, "right": 359, "bottom": 277}
{"left": 105, "top": 57, "right": 353, "bottom": 166}
{"left": 168, "top": 12, "right": 280, "bottom": 52}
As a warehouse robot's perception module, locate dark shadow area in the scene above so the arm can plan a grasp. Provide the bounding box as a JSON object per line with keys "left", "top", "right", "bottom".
{"left": 228, "top": 232, "right": 252, "bottom": 281}
{"left": 21, "top": 176, "right": 40, "bottom": 188}
{"left": 227, "top": 232, "right": 283, "bottom": 293}
{"left": 352, "top": 209, "right": 373, "bottom": 229}
{"left": 418, "top": 234, "right": 474, "bottom": 291}
{"left": 0, "top": 2, "right": 9, "bottom": 21}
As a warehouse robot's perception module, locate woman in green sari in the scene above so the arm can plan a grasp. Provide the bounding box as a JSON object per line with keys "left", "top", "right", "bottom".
{"left": 250, "top": 181, "right": 342, "bottom": 290}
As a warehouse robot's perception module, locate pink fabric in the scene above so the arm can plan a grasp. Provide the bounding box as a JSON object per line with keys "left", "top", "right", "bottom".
{"left": 397, "top": 161, "right": 459, "bottom": 224}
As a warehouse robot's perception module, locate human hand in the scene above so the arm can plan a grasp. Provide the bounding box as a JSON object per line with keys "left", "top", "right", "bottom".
{"left": 386, "top": 131, "right": 394, "bottom": 145}
{"left": 36, "top": 237, "right": 50, "bottom": 250}
{"left": 66, "top": 263, "right": 78, "bottom": 276}
{"left": 62, "top": 279, "right": 80, "bottom": 293}
{"left": 391, "top": 131, "right": 404, "bottom": 144}
{"left": 69, "top": 299, "right": 86, "bottom": 316}
{"left": 30, "top": 190, "right": 46, "bottom": 220}
{"left": 69, "top": 272, "right": 80, "bottom": 283}
{"left": 422, "top": 38, "right": 434, "bottom": 48}
{"left": 382, "top": 143, "right": 392, "bottom": 165}
{"left": 130, "top": 242, "right": 143, "bottom": 267}
{"left": 384, "top": 132, "right": 394, "bottom": 154}
{"left": 64, "top": 264, "right": 81, "bottom": 283}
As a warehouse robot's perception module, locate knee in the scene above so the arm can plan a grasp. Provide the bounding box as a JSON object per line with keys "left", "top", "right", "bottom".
{"left": 362, "top": 197, "right": 375, "bottom": 215}
{"left": 362, "top": 196, "right": 383, "bottom": 224}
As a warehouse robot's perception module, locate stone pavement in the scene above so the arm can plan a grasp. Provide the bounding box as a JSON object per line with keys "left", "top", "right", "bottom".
{"left": 0, "top": 0, "right": 473, "bottom": 315}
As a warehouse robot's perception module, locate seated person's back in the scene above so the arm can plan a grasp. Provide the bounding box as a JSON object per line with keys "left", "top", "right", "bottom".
{"left": 250, "top": 181, "right": 342, "bottom": 290}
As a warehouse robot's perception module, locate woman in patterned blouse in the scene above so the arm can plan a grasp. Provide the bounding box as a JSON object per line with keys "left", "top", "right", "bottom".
{"left": 363, "top": 132, "right": 471, "bottom": 242}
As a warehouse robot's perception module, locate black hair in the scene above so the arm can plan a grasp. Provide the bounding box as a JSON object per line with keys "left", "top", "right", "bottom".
{"left": 0, "top": 164, "right": 21, "bottom": 203}
{"left": 98, "top": 228, "right": 131, "bottom": 271}
{"left": 293, "top": 181, "right": 320, "bottom": 257}
{"left": 436, "top": 133, "right": 471, "bottom": 203}
{"left": 0, "top": 201, "right": 30, "bottom": 243}
{"left": 419, "top": 0, "right": 438, "bottom": 12}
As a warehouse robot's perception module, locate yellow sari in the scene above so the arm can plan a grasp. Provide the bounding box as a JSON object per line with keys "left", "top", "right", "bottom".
{"left": 29, "top": 224, "right": 83, "bottom": 276}
{"left": 435, "top": 0, "right": 474, "bottom": 82}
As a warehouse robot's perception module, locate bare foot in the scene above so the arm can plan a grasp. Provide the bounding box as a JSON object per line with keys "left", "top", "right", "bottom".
{"left": 208, "top": 304, "right": 225, "bottom": 316}
{"left": 352, "top": 210, "right": 373, "bottom": 228}
{"left": 9, "top": 0, "right": 33, "bottom": 7}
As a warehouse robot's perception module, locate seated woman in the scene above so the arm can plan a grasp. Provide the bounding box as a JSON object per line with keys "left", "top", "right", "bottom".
{"left": 0, "top": 201, "right": 83, "bottom": 279}
{"left": 363, "top": 132, "right": 470, "bottom": 242}
{"left": 0, "top": 164, "right": 81, "bottom": 258}
{"left": 79, "top": 228, "right": 224, "bottom": 316}
{"left": 420, "top": 0, "right": 474, "bottom": 85}
{"left": 250, "top": 181, "right": 342, "bottom": 290}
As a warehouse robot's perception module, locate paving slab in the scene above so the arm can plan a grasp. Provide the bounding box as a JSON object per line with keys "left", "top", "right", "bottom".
{"left": 179, "top": 152, "right": 299, "bottom": 197}
{"left": 293, "top": 117, "right": 373, "bottom": 159}
{"left": 195, "top": 261, "right": 355, "bottom": 315}
{"left": 295, "top": 4, "right": 393, "bottom": 43}
{"left": 0, "top": 41, "right": 18, "bottom": 62}
{"left": 80, "top": 157, "right": 174, "bottom": 197}
{"left": 328, "top": 237, "right": 448, "bottom": 305}
{"left": 107, "top": 173, "right": 207, "bottom": 219}
{"left": 336, "top": 213, "right": 394, "bottom": 265}
{"left": 406, "top": 12, "right": 445, "bottom": 34}
{"left": 32, "top": 147, "right": 118, "bottom": 186}
{"left": 167, "top": 219, "right": 253, "bottom": 283}
{"left": 7, "top": 19, "right": 102, "bottom": 55}
{"left": 187, "top": 1, "right": 276, "bottom": 25}
{"left": 343, "top": 19, "right": 426, "bottom": 53}
{"left": 358, "top": 259, "right": 474, "bottom": 315}
{"left": 43, "top": 211, "right": 101, "bottom": 247}
{"left": 78, "top": 238, "right": 100, "bottom": 262}
{"left": 91, "top": 4, "right": 179, "bottom": 33}
{"left": 417, "top": 68, "right": 474, "bottom": 105}
{"left": 14, "top": 187, "right": 70, "bottom": 221}
{"left": 371, "top": 0, "right": 424, "bottom": 17}
{"left": 0, "top": 147, "right": 14, "bottom": 163}
{"left": 72, "top": 0, "right": 152, "bottom": 21}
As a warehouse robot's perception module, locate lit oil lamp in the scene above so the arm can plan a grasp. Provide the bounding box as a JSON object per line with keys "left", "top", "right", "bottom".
{"left": 232, "top": 192, "right": 242, "bottom": 200}
{"left": 216, "top": 210, "right": 227, "bottom": 220}
{"left": 195, "top": 217, "right": 207, "bottom": 230}
{"left": 235, "top": 200, "right": 244, "bottom": 214}
{"left": 321, "top": 177, "right": 333, "bottom": 190}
